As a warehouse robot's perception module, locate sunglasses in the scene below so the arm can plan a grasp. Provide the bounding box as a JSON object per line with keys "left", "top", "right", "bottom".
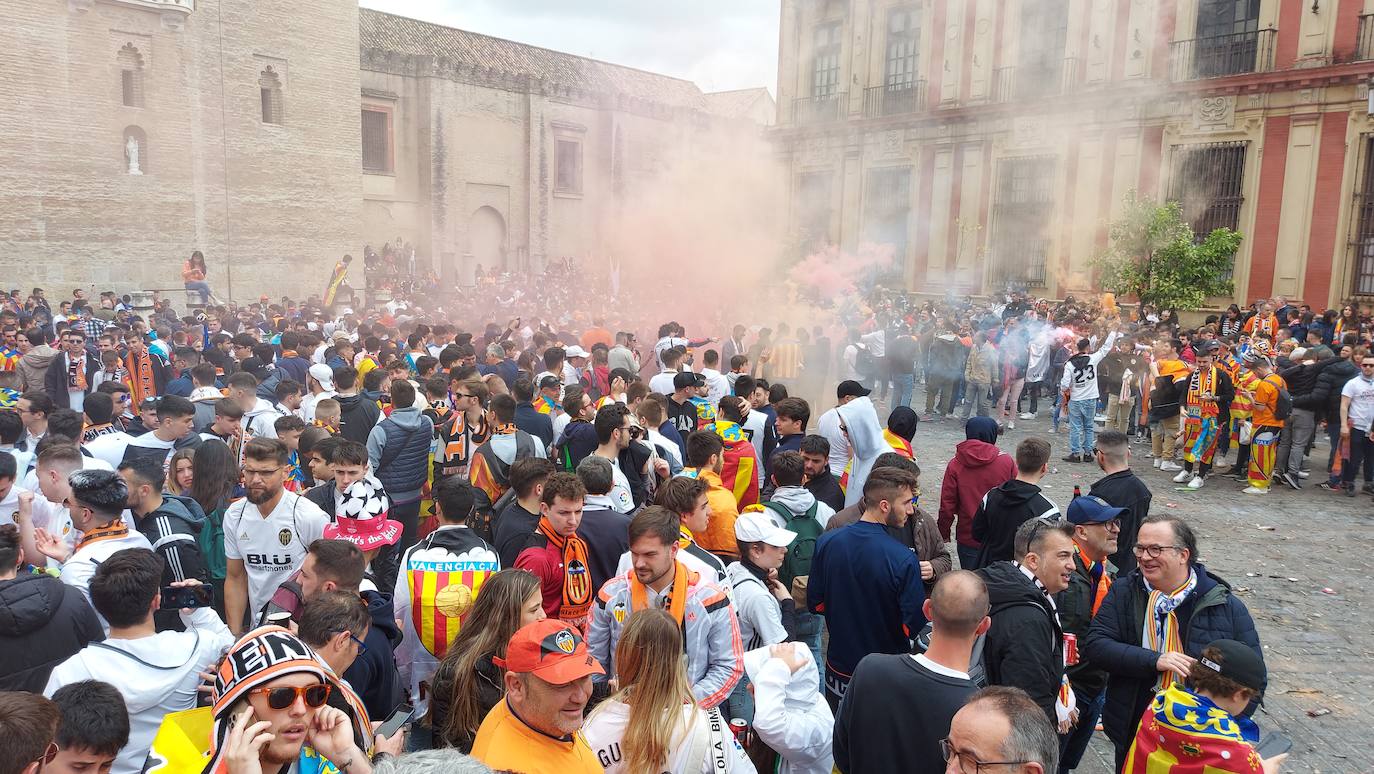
{"left": 250, "top": 683, "right": 332, "bottom": 710}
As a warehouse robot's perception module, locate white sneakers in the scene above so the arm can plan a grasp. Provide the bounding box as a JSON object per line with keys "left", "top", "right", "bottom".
{"left": 1242, "top": 486, "right": 1268, "bottom": 495}
{"left": 1019, "top": 412, "right": 1036, "bottom": 420}
{"left": 1153, "top": 459, "right": 1163, "bottom": 469}
{"left": 1187, "top": 476, "right": 1204, "bottom": 490}
{"left": 1160, "top": 461, "right": 1183, "bottom": 472}
{"left": 1172, "top": 470, "right": 1191, "bottom": 484}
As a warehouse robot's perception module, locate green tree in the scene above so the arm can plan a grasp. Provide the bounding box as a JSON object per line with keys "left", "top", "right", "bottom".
{"left": 1094, "top": 191, "right": 1242, "bottom": 311}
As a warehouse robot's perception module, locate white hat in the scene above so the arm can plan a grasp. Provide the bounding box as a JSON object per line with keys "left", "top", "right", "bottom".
{"left": 563, "top": 345, "right": 590, "bottom": 359}
{"left": 308, "top": 363, "right": 335, "bottom": 391}
{"left": 1290, "top": 347, "right": 1307, "bottom": 361}
{"left": 734, "top": 511, "right": 797, "bottom": 547}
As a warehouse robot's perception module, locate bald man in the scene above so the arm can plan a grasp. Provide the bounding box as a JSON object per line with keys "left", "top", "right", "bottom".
{"left": 835, "top": 571, "right": 991, "bottom": 772}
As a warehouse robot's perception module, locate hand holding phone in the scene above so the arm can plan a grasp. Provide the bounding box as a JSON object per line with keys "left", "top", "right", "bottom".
{"left": 160, "top": 584, "right": 213, "bottom": 610}
{"left": 374, "top": 702, "right": 414, "bottom": 740}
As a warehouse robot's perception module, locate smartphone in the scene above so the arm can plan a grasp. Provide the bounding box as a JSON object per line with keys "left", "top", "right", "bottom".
{"left": 159, "top": 585, "right": 213, "bottom": 610}
{"left": 1254, "top": 732, "right": 1292, "bottom": 758}
{"left": 375, "top": 703, "right": 414, "bottom": 739}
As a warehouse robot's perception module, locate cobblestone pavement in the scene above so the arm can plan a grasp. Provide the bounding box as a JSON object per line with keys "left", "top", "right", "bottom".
{"left": 893, "top": 390, "right": 1374, "bottom": 774}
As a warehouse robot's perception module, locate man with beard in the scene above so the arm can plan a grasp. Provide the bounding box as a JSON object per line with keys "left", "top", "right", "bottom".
{"left": 223, "top": 438, "right": 330, "bottom": 634}
{"left": 807, "top": 466, "right": 926, "bottom": 710}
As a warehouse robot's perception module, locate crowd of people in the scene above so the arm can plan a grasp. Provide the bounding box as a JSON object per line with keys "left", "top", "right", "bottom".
{"left": 1, "top": 274, "right": 1356, "bottom": 774}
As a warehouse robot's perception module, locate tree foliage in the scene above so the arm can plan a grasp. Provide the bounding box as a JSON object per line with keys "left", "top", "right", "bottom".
{"left": 1094, "top": 191, "right": 1242, "bottom": 311}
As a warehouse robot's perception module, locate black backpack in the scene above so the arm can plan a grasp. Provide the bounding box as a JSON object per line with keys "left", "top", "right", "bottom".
{"left": 1264, "top": 374, "right": 1293, "bottom": 421}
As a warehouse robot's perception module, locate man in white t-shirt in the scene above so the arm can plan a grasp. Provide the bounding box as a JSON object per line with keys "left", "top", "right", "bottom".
{"left": 32, "top": 469, "right": 151, "bottom": 614}
{"left": 1339, "top": 354, "right": 1374, "bottom": 494}
{"left": 223, "top": 437, "right": 329, "bottom": 634}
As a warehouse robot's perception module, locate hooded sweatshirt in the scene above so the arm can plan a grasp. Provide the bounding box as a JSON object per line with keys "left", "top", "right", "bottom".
{"left": 367, "top": 406, "right": 435, "bottom": 504}
{"left": 937, "top": 417, "right": 1017, "bottom": 546}
{"left": 0, "top": 571, "right": 104, "bottom": 692}
{"left": 744, "top": 644, "right": 834, "bottom": 774}
{"left": 970, "top": 480, "right": 1060, "bottom": 569}
{"left": 337, "top": 392, "right": 382, "bottom": 445}
{"left": 243, "top": 397, "right": 283, "bottom": 439}
{"left": 44, "top": 606, "right": 234, "bottom": 774}
{"left": 133, "top": 494, "right": 210, "bottom": 632}
{"left": 835, "top": 396, "right": 884, "bottom": 509}
{"left": 17, "top": 344, "right": 58, "bottom": 393}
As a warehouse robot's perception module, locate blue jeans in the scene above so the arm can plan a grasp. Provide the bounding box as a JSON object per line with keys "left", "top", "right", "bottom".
{"left": 1058, "top": 689, "right": 1105, "bottom": 772}
{"left": 1068, "top": 399, "right": 1096, "bottom": 454}
{"left": 184, "top": 280, "right": 211, "bottom": 304}
{"left": 893, "top": 371, "right": 914, "bottom": 410}
{"left": 957, "top": 543, "right": 979, "bottom": 570}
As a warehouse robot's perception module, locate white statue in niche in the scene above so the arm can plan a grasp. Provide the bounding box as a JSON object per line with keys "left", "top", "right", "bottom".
{"left": 125, "top": 136, "right": 142, "bottom": 175}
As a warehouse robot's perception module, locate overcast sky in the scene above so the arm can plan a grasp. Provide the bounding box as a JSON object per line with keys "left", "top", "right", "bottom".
{"left": 359, "top": 0, "right": 780, "bottom": 94}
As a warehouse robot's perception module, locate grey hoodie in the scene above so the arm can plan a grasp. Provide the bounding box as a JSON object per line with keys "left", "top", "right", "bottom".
{"left": 17, "top": 344, "right": 57, "bottom": 393}
{"left": 835, "top": 396, "right": 884, "bottom": 509}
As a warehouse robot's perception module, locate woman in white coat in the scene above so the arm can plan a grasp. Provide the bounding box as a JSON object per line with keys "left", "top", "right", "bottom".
{"left": 583, "top": 609, "right": 755, "bottom": 774}
{"left": 744, "top": 642, "right": 834, "bottom": 774}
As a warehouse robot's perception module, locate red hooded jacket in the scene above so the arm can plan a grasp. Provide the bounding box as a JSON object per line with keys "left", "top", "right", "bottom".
{"left": 938, "top": 438, "right": 1017, "bottom": 547}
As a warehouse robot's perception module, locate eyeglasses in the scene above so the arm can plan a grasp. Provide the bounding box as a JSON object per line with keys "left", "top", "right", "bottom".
{"left": 940, "top": 738, "right": 1028, "bottom": 773}
{"left": 242, "top": 466, "right": 284, "bottom": 480}
{"left": 347, "top": 633, "right": 368, "bottom": 655}
{"left": 249, "top": 683, "right": 332, "bottom": 710}
{"left": 1132, "top": 543, "right": 1184, "bottom": 558}
{"left": 1090, "top": 518, "right": 1122, "bottom": 532}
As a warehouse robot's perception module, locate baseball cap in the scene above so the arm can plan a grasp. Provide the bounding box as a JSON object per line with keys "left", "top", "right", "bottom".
{"left": 1066, "top": 494, "right": 1126, "bottom": 525}
{"left": 563, "top": 345, "right": 590, "bottom": 359}
{"left": 673, "top": 371, "right": 704, "bottom": 390}
{"left": 1197, "top": 638, "right": 1266, "bottom": 692}
{"left": 494, "top": 620, "right": 605, "bottom": 684}
{"left": 538, "top": 375, "right": 562, "bottom": 391}
{"left": 308, "top": 363, "right": 335, "bottom": 392}
{"left": 734, "top": 511, "right": 797, "bottom": 547}
{"left": 837, "top": 380, "right": 871, "bottom": 400}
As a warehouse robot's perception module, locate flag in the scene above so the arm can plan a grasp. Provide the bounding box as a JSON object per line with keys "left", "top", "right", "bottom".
{"left": 1124, "top": 684, "right": 1262, "bottom": 774}
{"left": 713, "top": 420, "right": 759, "bottom": 508}
{"left": 408, "top": 559, "right": 497, "bottom": 658}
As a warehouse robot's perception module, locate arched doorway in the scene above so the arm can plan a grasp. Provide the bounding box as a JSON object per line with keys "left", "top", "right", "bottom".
{"left": 469, "top": 206, "right": 507, "bottom": 280}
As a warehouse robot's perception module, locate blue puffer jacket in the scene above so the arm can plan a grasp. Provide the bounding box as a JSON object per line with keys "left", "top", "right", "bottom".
{"left": 1083, "top": 564, "right": 1262, "bottom": 751}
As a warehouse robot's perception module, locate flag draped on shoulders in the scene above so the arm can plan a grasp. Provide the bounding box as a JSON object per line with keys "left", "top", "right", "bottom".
{"left": 1124, "top": 684, "right": 1262, "bottom": 774}
{"left": 712, "top": 420, "right": 759, "bottom": 508}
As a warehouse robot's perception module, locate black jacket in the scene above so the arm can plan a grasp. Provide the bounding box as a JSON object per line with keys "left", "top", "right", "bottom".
{"left": 971, "top": 480, "right": 1060, "bottom": 569}
{"left": 427, "top": 653, "right": 502, "bottom": 752}
{"left": 1278, "top": 361, "right": 1320, "bottom": 401}
{"left": 1083, "top": 564, "right": 1262, "bottom": 749}
{"left": 43, "top": 352, "right": 101, "bottom": 410}
{"left": 336, "top": 393, "right": 382, "bottom": 445}
{"left": 1298, "top": 357, "right": 1358, "bottom": 425}
{"left": 576, "top": 503, "right": 631, "bottom": 594}
{"left": 1054, "top": 551, "right": 1116, "bottom": 699}
{"left": 977, "top": 561, "right": 1064, "bottom": 725}
{"left": 0, "top": 572, "right": 104, "bottom": 692}
{"left": 345, "top": 588, "right": 406, "bottom": 721}
{"left": 134, "top": 494, "right": 210, "bottom": 632}
{"left": 514, "top": 403, "right": 554, "bottom": 451}
{"left": 1088, "top": 469, "right": 1152, "bottom": 574}
{"left": 306, "top": 482, "right": 336, "bottom": 518}
{"left": 804, "top": 470, "right": 846, "bottom": 512}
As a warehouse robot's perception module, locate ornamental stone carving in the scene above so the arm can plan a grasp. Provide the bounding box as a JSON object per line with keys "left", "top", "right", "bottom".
{"left": 1194, "top": 96, "right": 1234, "bottom": 129}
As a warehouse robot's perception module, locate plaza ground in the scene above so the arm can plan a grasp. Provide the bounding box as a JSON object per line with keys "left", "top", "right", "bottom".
{"left": 899, "top": 392, "right": 1373, "bottom": 773}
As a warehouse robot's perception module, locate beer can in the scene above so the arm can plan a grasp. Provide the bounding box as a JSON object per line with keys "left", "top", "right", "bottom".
{"left": 729, "top": 719, "right": 749, "bottom": 742}
{"left": 1064, "top": 632, "right": 1079, "bottom": 666}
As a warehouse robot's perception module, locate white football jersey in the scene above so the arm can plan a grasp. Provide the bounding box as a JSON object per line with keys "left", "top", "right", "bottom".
{"left": 224, "top": 491, "right": 329, "bottom": 614}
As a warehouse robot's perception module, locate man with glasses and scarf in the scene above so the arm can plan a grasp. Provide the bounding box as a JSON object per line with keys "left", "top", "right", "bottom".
{"left": 1084, "top": 515, "right": 1261, "bottom": 772}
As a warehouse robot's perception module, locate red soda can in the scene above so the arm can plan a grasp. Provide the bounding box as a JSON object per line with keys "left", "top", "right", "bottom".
{"left": 1064, "top": 633, "right": 1079, "bottom": 666}
{"left": 729, "top": 718, "right": 749, "bottom": 742}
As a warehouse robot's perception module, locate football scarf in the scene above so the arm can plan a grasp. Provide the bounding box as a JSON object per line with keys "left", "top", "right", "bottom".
{"left": 629, "top": 560, "right": 693, "bottom": 628}
{"left": 75, "top": 520, "right": 131, "bottom": 551}
{"left": 1143, "top": 570, "right": 1198, "bottom": 691}
{"left": 67, "top": 353, "right": 87, "bottom": 391}
{"left": 538, "top": 518, "right": 593, "bottom": 623}
{"left": 124, "top": 350, "right": 159, "bottom": 407}
{"left": 1124, "top": 683, "right": 1262, "bottom": 774}
{"left": 1073, "top": 541, "right": 1111, "bottom": 615}
{"left": 1185, "top": 366, "right": 1220, "bottom": 419}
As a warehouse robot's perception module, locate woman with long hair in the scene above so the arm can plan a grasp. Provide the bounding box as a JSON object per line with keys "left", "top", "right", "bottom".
{"left": 1335, "top": 303, "right": 1359, "bottom": 344}
{"left": 583, "top": 609, "right": 754, "bottom": 773}
{"left": 188, "top": 439, "right": 239, "bottom": 618}
{"left": 1219, "top": 304, "right": 1243, "bottom": 338}
{"left": 428, "top": 569, "right": 545, "bottom": 752}
{"left": 182, "top": 249, "right": 212, "bottom": 305}
{"left": 168, "top": 447, "right": 196, "bottom": 496}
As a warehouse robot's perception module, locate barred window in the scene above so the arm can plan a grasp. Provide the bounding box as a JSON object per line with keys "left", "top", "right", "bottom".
{"left": 862, "top": 166, "right": 912, "bottom": 262}
{"left": 361, "top": 109, "right": 391, "bottom": 173}
{"left": 1168, "top": 142, "right": 1247, "bottom": 237}
{"left": 1350, "top": 136, "right": 1374, "bottom": 295}
{"left": 989, "top": 156, "right": 1057, "bottom": 287}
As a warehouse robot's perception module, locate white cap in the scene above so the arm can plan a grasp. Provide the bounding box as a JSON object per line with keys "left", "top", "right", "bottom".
{"left": 564, "top": 345, "right": 590, "bottom": 359}
{"left": 308, "top": 363, "right": 335, "bottom": 391}
{"left": 734, "top": 511, "right": 796, "bottom": 547}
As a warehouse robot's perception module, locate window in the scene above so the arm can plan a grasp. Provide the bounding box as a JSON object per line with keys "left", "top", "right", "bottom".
{"left": 118, "top": 43, "right": 144, "bottom": 107}
{"left": 989, "top": 156, "right": 1057, "bottom": 286}
{"left": 259, "top": 67, "right": 283, "bottom": 125}
{"left": 1350, "top": 136, "right": 1374, "bottom": 294}
{"left": 863, "top": 166, "right": 913, "bottom": 265}
{"left": 556, "top": 139, "right": 582, "bottom": 194}
{"left": 812, "top": 22, "right": 842, "bottom": 99}
{"left": 796, "top": 171, "right": 834, "bottom": 249}
{"left": 885, "top": 8, "right": 920, "bottom": 89}
{"left": 1193, "top": 0, "right": 1263, "bottom": 77}
{"left": 361, "top": 108, "right": 391, "bottom": 173}
{"left": 1016, "top": 0, "right": 1070, "bottom": 97}
{"left": 1168, "top": 142, "right": 1247, "bottom": 238}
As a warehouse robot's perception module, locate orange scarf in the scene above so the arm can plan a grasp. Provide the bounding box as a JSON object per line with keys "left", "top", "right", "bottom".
{"left": 1073, "top": 541, "right": 1111, "bottom": 615}
{"left": 67, "top": 353, "right": 87, "bottom": 392}
{"left": 124, "top": 350, "right": 157, "bottom": 407}
{"left": 629, "top": 560, "right": 692, "bottom": 628}
{"left": 76, "top": 520, "right": 131, "bottom": 551}
{"left": 537, "top": 517, "right": 593, "bottom": 622}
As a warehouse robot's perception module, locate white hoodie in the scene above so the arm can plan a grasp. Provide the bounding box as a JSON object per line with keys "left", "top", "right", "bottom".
{"left": 743, "top": 643, "right": 834, "bottom": 774}
{"left": 243, "top": 397, "right": 283, "bottom": 439}
{"left": 582, "top": 699, "right": 755, "bottom": 774}
{"left": 44, "top": 606, "right": 234, "bottom": 774}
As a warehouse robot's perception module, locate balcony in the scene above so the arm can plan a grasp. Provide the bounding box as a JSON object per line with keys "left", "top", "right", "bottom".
{"left": 1170, "top": 28, "right": 1276, "bottom": 81}
{"left": 862, "top": 81, "right": 927, "bottom": 118}
{"left": 990, "top": 58, "right": 1080, "bottom": 103}
{"left": 793, "top": 92, "right": 847, "bottom": 125}
{"left": 1357, "top": 14, "right": 1374, "bottom": 62}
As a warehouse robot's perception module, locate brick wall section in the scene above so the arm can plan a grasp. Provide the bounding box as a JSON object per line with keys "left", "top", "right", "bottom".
{"left": 1303, "top": 112, "right": 1352, "bottom": 305}
{"left": 1248, "top": 116, "right": 1292, "bottom": 302}
{"left": 0, "top": 0, "right": 361, "bottom": 302}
